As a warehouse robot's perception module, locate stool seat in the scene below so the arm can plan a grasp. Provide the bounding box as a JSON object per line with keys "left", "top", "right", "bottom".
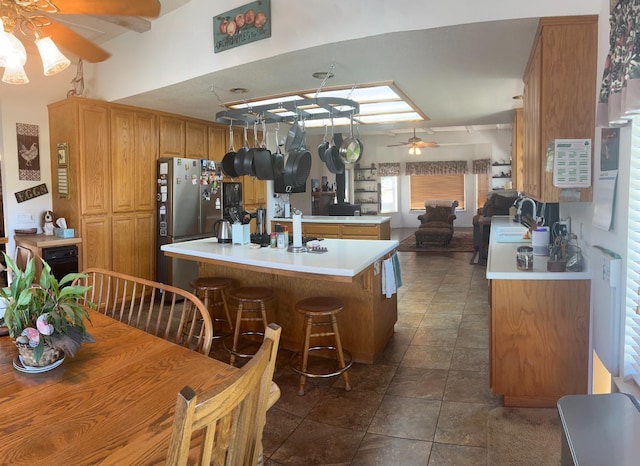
{"left": 291, "top": 296, "right": 352, "bottom": 395}
{"left": 230, "top": 287, "right": 273, "bottom": 302}
{"left": 189, "top": 276, "right": 232, "bottom": 291}
{"left": 190, "top": 276, "right": 233, "bottom": 341}
{"left": 226, "top": 286, "right": 273, "bottom": 366}
{"left": 295, "top": 296, "right": 343, "bottom": 314}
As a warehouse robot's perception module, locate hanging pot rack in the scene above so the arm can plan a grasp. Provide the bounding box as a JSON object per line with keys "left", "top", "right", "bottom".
{"left": 215, "top": 97, "right": 359, "bottom": 127}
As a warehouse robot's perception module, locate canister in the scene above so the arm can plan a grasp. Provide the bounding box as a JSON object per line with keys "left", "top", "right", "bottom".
{"left": 516, "top": 246, "right": 534, "bottom": 271}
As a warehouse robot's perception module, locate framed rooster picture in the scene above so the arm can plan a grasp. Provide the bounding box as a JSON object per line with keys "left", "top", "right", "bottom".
{"left": 16, "top": 123, "right": 40, "bottom": 181}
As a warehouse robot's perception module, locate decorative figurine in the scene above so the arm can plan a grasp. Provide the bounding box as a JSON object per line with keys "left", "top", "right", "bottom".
{"left": 43, "top": 211, "right": 54, "bottom": 236}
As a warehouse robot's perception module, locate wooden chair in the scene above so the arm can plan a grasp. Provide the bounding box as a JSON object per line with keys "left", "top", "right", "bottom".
{"left": 166, "top": 323, "right": 281, "bottom": 466}
{"left": 74, "top": 268, "right": 214, "bottom": 356}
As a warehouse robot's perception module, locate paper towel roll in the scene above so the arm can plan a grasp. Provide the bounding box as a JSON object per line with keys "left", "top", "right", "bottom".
{"left": 293, "top": 212, "right": 302, "bottom": 248}
{"left": 532, "top": 227, "right": 549, "bottom": 256}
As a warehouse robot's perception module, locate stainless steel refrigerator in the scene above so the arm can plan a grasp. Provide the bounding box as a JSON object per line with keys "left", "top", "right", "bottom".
{"left": 156, "top": 158, "right": 223, "bottom": 291}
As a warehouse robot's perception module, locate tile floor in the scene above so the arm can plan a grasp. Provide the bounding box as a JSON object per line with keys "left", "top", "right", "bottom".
{"left": 211, "top": 229, "right": 502, "bottom": 465}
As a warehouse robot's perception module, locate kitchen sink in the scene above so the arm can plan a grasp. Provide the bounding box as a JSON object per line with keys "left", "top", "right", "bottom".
{"left": 495, "top": 226, "right": 531, "bottom": 243}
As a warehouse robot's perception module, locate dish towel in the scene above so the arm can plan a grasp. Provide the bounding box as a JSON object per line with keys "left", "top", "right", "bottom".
{"left": 392, "top": 252, "right": 403, "bottom": 289}
{"left": 382, "top": 257, "right": 396, "bottom": 298}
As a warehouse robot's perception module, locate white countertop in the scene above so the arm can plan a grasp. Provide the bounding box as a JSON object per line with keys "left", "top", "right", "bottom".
{"left": 486, "top": 216, "right": 591, "bottom": 280}
{"left": 272, "top": 215, "right": 391, "bottom": 225}
{"left": 161, "top": 238, "right": 399, "bottom": 277}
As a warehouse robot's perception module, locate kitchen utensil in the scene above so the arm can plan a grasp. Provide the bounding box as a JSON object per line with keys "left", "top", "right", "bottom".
{"left": 254, "top": 121, "right": 274, "bottom": 180}
{"left": 283, "top": 149, "right": 312, "bottom": 188}
{"left": 331, "top": 133, "right": 344, "bottom": 174}
{"left": 242, "top": 122, "right": 259, "bottom": 177}
{"left": 221, "top": 124, "right": 239, "bottom": 178}
{"left": 318, "top": 124, "right": 329, "bottom": 162}
{"left": 284, "top": 119, "right": 304, "bottom": 153}
{"left": 271, "top": 126, "right": 285, "bottom": 178}
{"left": 339, "top": 114, "right": 363, "bottom": 164}
{"left": 213, "top": 218, "right": 232, "bottom": 243}
{"left": 234, "top": 125, "right": 250, "bottom": 177}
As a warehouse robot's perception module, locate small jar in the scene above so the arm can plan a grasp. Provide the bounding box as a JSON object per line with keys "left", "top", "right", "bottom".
{"left": 516, "top": 246, "right": 534, "bottom": 271}
{"left": 270, "top": 232, "right": 277, "bottom": 248}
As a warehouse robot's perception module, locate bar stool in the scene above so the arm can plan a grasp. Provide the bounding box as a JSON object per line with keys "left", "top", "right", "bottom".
{"left": 225, "top": 286, "right": 273, "bottom": 366}
{"left": 290, "top": 296, "right": 352, "bottom": 396}
{"left": 189, "top": 277, "right": 234, "bottom": 340}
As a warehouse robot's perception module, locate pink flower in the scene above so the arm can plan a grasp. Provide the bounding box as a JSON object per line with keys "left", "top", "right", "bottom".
{"left": 22, "top": 327, "right": 40, "bottom": 347}
{"left": 36, "top": 314, "right": 54, "bottom": 336}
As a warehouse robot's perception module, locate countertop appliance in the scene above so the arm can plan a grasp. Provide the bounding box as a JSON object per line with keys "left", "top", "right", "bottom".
{"left": 156, "top": 158, "right": 223, "bottom": 290}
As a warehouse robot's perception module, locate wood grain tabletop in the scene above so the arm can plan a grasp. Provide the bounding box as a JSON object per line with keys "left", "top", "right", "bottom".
{"left": 0, "top": 310, "right": 237, "bottom": 465}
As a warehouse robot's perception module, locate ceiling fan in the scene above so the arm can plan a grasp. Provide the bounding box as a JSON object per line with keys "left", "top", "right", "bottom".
{"left": 0, "top": 0, "right": 160, "bottom": 80}
{"left": 387, "top": 128, "right": 440, "bottom": 150}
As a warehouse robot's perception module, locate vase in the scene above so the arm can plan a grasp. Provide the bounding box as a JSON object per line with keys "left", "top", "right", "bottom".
{"left": 15, "top": 341, "right": 63, "bottom": 367}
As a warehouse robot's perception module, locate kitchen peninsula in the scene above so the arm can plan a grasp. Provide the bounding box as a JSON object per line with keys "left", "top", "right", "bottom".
{"left": 272, "top": 215, "right": 391, "bottom": 240}
{"left": 486, "top": 216, "right": 591, "bottom": 407}
{"left": 161, "top": 237, "right": 398, "bottom": 363}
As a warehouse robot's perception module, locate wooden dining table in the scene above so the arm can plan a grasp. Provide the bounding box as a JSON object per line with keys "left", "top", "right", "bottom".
{"left": 0, "top": 310, "right": 238, "bottom": 465}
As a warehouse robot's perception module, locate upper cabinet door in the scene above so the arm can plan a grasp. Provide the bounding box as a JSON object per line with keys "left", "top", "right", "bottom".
{"left": 134, "top": 112, "right": 158, "bottom": 211}
{"left": 208, "top": 125, "right": 226, "bottom": 161}
{"left": 185, "top": 121, "right": 208, "bottom": 159}
{"left": 79, "top": 103, "right": 110, "bottom": 215}
{"left": 111, "top": 108, "right": 136, "bottom": 212}
{"left": 159, "top": 115, "right": 185, "bottom": 158}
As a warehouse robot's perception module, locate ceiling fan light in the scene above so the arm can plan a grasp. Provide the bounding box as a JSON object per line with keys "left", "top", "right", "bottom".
{"left": 2, "top": 63, "right": 29, "bottom": 84}
{"left": 0, "top": 31, "right": 26, "bottom": 68}
{"left": 408, "top": 146, "right": 422, "bottom": 155}
{"left": 35, "top": 36, "right": 70, "bottom": 76}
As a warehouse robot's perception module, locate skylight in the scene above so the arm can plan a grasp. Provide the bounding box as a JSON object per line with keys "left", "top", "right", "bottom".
{"left": 224, "top": 82, "right": 427, "bottom": 128}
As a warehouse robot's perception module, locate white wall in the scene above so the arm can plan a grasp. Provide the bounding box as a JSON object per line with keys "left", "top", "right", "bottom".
{"left": 0, "top": 62, "right": 75, "bottom": 256}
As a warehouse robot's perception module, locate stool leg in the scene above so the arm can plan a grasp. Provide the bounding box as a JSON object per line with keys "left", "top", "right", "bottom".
{"left": 220, "top": 290, "right": 233, "bottom": 334}
{"left": 202, "top": 290, "right": 215, "bottom": 339}
{"left": 298, "top": 315, "right": 313, "bottom": 396}
{"left": 230, "top": 302, "right": 244, "bottom": 366}
{"left": 331, "top": 314, "right": 351, "bottom": 391}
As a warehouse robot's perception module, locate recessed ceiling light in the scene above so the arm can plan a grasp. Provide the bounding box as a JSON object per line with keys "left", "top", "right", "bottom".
{"left": 312, "top": 71, "right": 334, "bottom": 80}
{"left": 230, "top": 87, "right": 248, "bottom": 94}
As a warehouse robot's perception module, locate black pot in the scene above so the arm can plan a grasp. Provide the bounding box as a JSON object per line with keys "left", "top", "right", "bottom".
{"left": 283, "top": 149, "right": 312, "bottom": 188}
{"left": 253, "top": 148, "right": 274, "bottom": 180}
{"left": 222, "top": 150, "right": 238, "bottom": 178}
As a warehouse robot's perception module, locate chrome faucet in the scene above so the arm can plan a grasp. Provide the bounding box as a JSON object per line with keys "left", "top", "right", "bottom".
{"left": 516, "top": 195, "right": 537, "bottom": 224}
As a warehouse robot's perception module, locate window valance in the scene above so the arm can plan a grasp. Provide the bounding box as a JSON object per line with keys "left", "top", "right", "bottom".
{"left": 472, "top": 159, "right": 492, "bottom": 174}
{"left": 598, "top": 0, "right": 640, "bottom": 125}
{"left": 378, "top": 162, "right": 401, "bottom": 176}
{"left": 405, "top": 160, "right": 468, "bottom": 176}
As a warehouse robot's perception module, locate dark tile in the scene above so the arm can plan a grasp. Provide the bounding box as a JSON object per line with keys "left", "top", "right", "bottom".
{"left": 387, "top": 366, "right": 448, "bottom": 400}
{"left": 262, "top": 408, "right": 303, "bottom": 457}
{"left": 350, "top": 433, "right": 432, "bottom": 466}
{"left": 459, "top": 313, "right": 489, "bottom": 330}
{"left": 444, "top": 370, "right": 500, "bottom": 404}
{"left": 306, "top": 387, "right": 383, "bottom": 430}
{"left": 401, "top": 345, "right": 453, "bottom": 370}
{"left": 269, "top": 419, "right": 364, "bottom": 465}
{"left": 450, "top": 345, "right": 489, "bottom": 372}
{"left": 332, "top": 362, "right": 397, "bottom": 394}
{"left": 456, "top": 327, "right": 489, "bottom": 349}
{"left": 419, "top": 314, "right": 463, "bottom": 330}
{"left": 368, "top": 395, "right": 441, "bottom": 441}
{"left": 435, "top": 401, "right": 491, "bottom": 447}
{"left": 428, "top": 443, "right": 487, "bottom": 466}
{"left": 411, "top": 327, "right": 458, "bottom": 347}
{"left": 272, "top": 367, "right": 326, "bottom": 417}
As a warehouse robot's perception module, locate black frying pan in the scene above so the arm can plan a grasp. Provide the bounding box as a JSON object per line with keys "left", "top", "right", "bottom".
{"left": 234, "top": 126, "right": 249, "bottom": 176}
{"left": 221, "top": 124, "right": 238, "bottom": 178}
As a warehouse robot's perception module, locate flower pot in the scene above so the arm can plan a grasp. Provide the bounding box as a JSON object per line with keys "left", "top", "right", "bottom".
{"left": 15, "top": 341, "right": 63, "bottom": 367}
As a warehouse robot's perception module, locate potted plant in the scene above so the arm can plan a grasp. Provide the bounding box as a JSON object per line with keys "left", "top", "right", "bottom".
{"left": 0, "top": 252, "right": 94, "bottom": 367}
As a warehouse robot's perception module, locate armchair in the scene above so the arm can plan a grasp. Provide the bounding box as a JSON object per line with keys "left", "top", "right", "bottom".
{"left": 415, "top": 202, "right": 457, "bottom": 247}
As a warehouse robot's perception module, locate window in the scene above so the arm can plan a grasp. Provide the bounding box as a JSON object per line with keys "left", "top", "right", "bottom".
{"left": 477, "top": 173, "right": 490, "bottom": 211}
{"left": 410, "top": 174, "right": 465, "bottom": 210}
{"left": 380, "top": 176, "right": 397, "bottom": 213}
{"left": 624, "top": 118, "right": 640, "bottom": 387}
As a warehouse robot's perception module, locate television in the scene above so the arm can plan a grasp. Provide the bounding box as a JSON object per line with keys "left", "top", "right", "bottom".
{"left": 273, "top": 174, "right": 307, "bottom": 194}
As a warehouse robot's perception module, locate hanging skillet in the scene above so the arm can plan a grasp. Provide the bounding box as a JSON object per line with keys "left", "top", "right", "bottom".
{"left": 243, "top": 121, "right": 259, "bottom": 177}
{"left": 331, "top": 132, "right": 345, "bottom": 175}
{"left": 254, "top": 121, "right": 275, "bottom": 180}
{"left": 234, "top": 125, "right": 250, "bottom": 177}
{"left": 221, "top": 123, "right": 239, "bottom": 178}
{"left": 271, "top": 125, "right": 285, "bottom": 177}
{"left": 318, "top": 123, "right": 329, "bottom": 162}
{"left": 339, "top": 114, "right": 363, "bottom": 165}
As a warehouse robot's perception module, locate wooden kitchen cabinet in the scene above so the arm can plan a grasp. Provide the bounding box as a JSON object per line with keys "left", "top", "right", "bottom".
{"left": 80, "top": 215, "right": 112, "bottom": 271}
{"left": 274, "top": 220, "right": 390, "bottom": 240}
{"left": 159, "top": 115, "right": 185, "bottom": 158}
{"left": 491, "top": 279, "right": 590, "bottom": 407}
{"left": 512, "top": 108, "right": 523, "bottom": 192}
{"left": 243, "top": 176, "right": 266, "bottom": 209}
{"left": 110, "top": 109, "right": 157, "bottom": 213}
{"left": 208, "top": 125, "right": 227, "bottom": 161}
{"left": 522, "top": 16, "right": 597, "bottom": 202}
{"left": 185, "top": 121, "right": 208, "bottom": 159}
{"left": 112, "top": 212, "right": 155, "bottom": 280}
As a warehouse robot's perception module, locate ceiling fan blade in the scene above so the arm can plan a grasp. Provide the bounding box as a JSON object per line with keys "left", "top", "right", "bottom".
{"left": 387, "top": 142, "right": 409, "bottom": 147}
{"left": 414, "top": 141, "right": 439, "bottom": 148}
{"left": 90, "top": 14, "right": 151, "bottom": 33}
{"left": 51, "top": 0, "right": 161, "bottom": 18}
{"left": 44, "top": 19, "right": 111, "bottom": 62}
